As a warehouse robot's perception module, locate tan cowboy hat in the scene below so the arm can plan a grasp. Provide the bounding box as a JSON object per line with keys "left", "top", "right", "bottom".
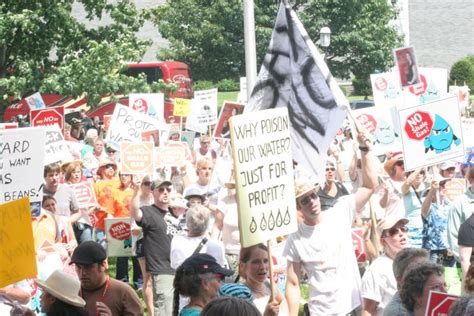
{"left": 35, "top": 270, "right": 86, "bottom": 307}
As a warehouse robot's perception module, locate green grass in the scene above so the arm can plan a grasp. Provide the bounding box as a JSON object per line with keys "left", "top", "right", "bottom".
{"left": 218, "top": 91, "right": 239, "bottom": 108}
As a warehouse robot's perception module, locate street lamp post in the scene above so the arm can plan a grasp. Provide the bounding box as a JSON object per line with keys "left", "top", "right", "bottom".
{"left": 320, "top": 26, "right": 331, "bottom": 62}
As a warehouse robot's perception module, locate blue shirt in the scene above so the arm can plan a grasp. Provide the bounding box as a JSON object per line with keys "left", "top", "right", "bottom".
{"left": 422, "top": 201, "right": 451, "bottom": 250}
{"left": 180, "top": 307, "right": 201, "bottom": 316}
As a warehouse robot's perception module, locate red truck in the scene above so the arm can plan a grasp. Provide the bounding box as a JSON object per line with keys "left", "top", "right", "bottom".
{"left": 2, "top": 61, "right": 193, "bottom": 122}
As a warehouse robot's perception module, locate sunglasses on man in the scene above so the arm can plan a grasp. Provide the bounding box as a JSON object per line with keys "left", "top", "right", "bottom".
{"left": 300, "top": 192, "right": 319, "bottom": 206}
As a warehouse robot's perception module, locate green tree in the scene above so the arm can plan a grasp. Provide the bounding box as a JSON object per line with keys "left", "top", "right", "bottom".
{"left": 449, "top": 55, "right": 474, "bottom": 91}
{"left": 151, "top": 0, "right": 402, "bottom": 89}
{"left": 150, "top": 0, "right": 277, "bottom": 82}
{"left": 0, "top": 0, "right": 175, "bottom": 112}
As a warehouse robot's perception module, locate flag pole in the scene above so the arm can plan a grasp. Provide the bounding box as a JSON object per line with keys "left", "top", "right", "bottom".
{"left": 243, "top": 0, "right": 258, "bottom": 100}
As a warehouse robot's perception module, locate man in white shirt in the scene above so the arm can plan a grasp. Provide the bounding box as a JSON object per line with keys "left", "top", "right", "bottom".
{"left": 284, "top": 130, "right": 377, "bottom": 315}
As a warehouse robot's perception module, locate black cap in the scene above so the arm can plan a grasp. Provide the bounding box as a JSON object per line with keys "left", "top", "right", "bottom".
{"left": 70, "top": 241, "right": 106, "bottom": 265}
{"left": 180, "top": 253, "right": 233, "bottom": 276}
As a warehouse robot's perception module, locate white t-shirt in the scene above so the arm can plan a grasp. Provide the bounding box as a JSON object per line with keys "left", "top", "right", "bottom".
{"left": 283, "top": 195, "right": 362, "bottom": 315}
{"left": 361, "top": 254, "right": 397, "bottom": 316}
{"left": 217, "top": 194, "right": 240, "bottom": 254}
{"left": 170, "top": 235, "right": 227, "bottom": 269}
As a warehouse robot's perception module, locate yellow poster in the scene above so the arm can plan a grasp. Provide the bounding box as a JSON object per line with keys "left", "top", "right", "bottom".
{"left": 0, "top": 198, "right": 37, "bottom": 288}
{"left": 229, "top": 108, "right": 297, "bottom": 247}
{"left": 173, "top": 98, "right": 191, "bottom": 117}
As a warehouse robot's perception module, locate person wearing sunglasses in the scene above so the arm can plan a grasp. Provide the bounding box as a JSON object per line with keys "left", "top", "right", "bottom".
{"left": 284, "top": 130, "right": 378, "bottom": 316}
{"left": 173, "top": 253, "right": 233, "bottom": 316}
{"left": 131, "top": 176, "right": 184, "bottom": 316}
{"left": 361, "top": 215, "right": 409, "bottom": 316}
{"left": 318, "top": 156, "right": 349, "bottom": 211}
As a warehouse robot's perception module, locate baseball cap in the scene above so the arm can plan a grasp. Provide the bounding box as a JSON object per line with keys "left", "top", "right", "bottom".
{"left": 151, "top": 177, "right": 172, "bottom": 190}
{"left": 376, "top": 215, "right": 409, "bottom": 236}
{"left": 70, "top": 241, "right": 106, "bottom": 265}
{"left": 439, "top": 161, "right": 456, "bottom": 170}
{"left": 184, "top": 188, "right": 205, "bottom": 202}
{"left": 180, "top": 253, "right": 233, "bottom": 277}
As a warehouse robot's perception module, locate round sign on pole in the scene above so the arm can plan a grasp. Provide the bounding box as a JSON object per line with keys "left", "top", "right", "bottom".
{"left": 404, "top": 111, "right": 433, "bottom": 141}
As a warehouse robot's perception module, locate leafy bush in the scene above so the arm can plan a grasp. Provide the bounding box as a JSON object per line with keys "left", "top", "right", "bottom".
{"left": 216, "top": 79, "right": 239, "bottom": 92}
{"left": 193, "top": 80, "right": 215, "bottom": 91}
{"left": 352, "top": 77, "right": 372, "bottom": 97}
{"left": 449, "top": 55, "right": 474, "bottom": 91}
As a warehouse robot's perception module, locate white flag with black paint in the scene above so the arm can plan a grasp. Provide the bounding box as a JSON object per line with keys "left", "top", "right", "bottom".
{"left": 245, "top": 2, "right": 347, "bottom": 179}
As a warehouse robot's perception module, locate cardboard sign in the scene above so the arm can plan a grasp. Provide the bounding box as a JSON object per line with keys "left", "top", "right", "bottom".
{"left": 186, "top": 88, "right": 218, "bottom": 133}
{"left": 444, "top": 178, "right": 466, "bottom": 202}
{"left": 229, "top": 107, "right": 297, "bottom": 247}
{"left": 155, "top": 144, "right": 187, "bottom": 167}
{"left": 44, "top": 125, "right": 73, "bottom": 165}
{"left": 0, "top": 127, "right": 46, "bottom": 210}
{"left": 425, "top": 291, "right": 459, "bottom": 316}
{"left": 25, "top": 92, "right": 46, "bottom": 110}
{"left": 0, "top": 198, "right": 37, "bottom": 288}
{"left": 129, "top": 93, "right": 165, "bottom": 122}
{"left": 106, "top": 104, "right": 169, "bottom": 143}
{"left": 214, "top": 102, "right": 245, "bottom": 139}
{"left": 69, "top": 181, "right": 98, "bottom": 208}
{"left": 394, "top": 46, "right": 420, "bottom": 88}
{"left": 120, "top": 142, "right": 154, "bottom": 174}
{"left": 30, "top": 106, "right": 65, "bottom": 132}
{"left": 173, "top": 98, "right": 192, "bottom": 117}
{"left": 398, "top": 97, "right": 464, "bottom": 171}
{"left": 105, "top": 218, "right": 136, "bottom": 257}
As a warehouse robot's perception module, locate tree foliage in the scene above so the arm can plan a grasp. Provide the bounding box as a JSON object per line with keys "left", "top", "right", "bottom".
{"left": 152, "top": 0, "right": 402, "bottom": 86}
{"left": 0, "top": 0, "right": 175, "bottom": 111}
{"left": 449, "top": 55, "right": 474, "bottom": 91}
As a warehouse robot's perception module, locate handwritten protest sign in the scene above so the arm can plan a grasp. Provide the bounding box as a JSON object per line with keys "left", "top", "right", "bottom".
{"left": 44, "top": 125, "right": 73, "bottom": 165}
{"left": 229, "top": 108, "right": 297, "bottom": 247}
{"left": 173, "top": 98, "right": 192, "bottom": 117}
{"left": 105, "top": 218, "right": 137, "bottom": 257}
{"left": 186, "top": 88, "right": 218, "bottom": 133}
{"left": 69, "top": 181, "right": 98, "bottom": 208}
{"left": 120, "top": 142, "right": 154, "bottom": 174}
{"left": 106, "top": 104, "right": 169, "bottom": 143}
{"left": 398, "top": 97, "right": 464, "bottom": 171}
{"left": 0, "top": 198, "right": 37, "bottom": 288}
{"left": 425, "top": 291, "right": 459, "bottom": 316}
{"left": 214, "top": 102, "right": 245, "bottom": 139}
{"left": 129, "top": 93, "right": 165, "bottom": 122}
{"left": 0, "top": 127, "right": 45, "bottom": 210}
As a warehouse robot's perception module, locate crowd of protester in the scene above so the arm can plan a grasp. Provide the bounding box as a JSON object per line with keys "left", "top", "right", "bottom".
{"left": 1, "top": 110, "right": 474, "bottom": 316}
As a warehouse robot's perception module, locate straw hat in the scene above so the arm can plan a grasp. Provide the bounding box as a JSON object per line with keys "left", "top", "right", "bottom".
{"left": 294, "top": 179, "right": 320, "bottom": 199}
{"left": 35, "top": 270, "right": 86, "bottom": 307}
{"left": 383, "top": 153, "right": 404, "bottom": 175}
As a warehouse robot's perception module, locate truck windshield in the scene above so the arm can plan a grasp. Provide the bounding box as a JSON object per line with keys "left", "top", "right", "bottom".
{"left": 125, "top": 67, "right": 164, "bottom": 84}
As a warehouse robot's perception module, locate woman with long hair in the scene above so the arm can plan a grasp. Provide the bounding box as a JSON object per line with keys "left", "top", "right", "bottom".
{"left": 173, "top": 253, "right": 233, "bottom": 316}
{"left": 239, "top": 244, "right": 288, "bottom": 315}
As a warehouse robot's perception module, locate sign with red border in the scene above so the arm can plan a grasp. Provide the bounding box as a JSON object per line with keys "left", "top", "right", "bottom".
{"left": 30, "top": 106, "right": 64, "bottom": 133}
{"left": 425, "top": 291, "right": 459, "bottom": 316}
